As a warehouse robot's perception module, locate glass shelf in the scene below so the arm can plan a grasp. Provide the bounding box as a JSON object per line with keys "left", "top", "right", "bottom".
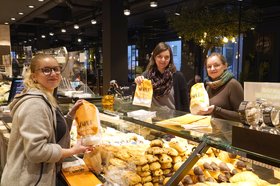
{"left": 101, "top": 102, "right": 280, "bottom": 168}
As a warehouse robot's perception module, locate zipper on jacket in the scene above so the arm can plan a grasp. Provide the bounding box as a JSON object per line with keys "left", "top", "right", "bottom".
{"left": 34, "top": 163, "right": 44, "bottom": 186}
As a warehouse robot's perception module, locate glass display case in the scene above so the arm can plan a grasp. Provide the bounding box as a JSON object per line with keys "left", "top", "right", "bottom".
{"left": 96, "top": 102, "right": 280, "bottom": 185}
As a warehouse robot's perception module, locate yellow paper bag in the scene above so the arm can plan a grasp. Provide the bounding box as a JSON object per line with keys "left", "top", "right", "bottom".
{"left": 133, "top": 79, "right": 153, "bottom": 107}
{"left": 190, "top": 83, "right": 209, "bottom": 114}
{"left": 75, "top": 100, "right": 102, "bottom": 146}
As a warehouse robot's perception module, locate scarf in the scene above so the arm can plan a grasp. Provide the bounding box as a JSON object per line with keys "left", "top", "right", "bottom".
{"left": 206, "top": 70, "right": 234, "bottom": 89}
{"left": 147, "top": 68, "right": 173, "bottom": 97}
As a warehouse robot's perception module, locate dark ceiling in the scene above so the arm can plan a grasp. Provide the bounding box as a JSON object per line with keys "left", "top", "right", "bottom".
{"left": 1, "top": 0, "right": 280, "bottom": 51}
{"left": 1, "top": 0, "right": 183, "bottom": 51}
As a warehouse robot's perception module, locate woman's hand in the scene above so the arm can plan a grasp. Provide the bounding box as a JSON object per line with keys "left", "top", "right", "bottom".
{"left": 135, "top": 75, "right": 145, "bottom": 84}
{"left": 197, "top": 105, "right": 215, "bottom": 115}
{"left": 61, "top": 140, "right": 93, "bottom": 159}
{"left": 71, "top": 140, "right": 93, "bottom": 154}
{"left": 68, "top": 99, "right": 84, "bottom": 118}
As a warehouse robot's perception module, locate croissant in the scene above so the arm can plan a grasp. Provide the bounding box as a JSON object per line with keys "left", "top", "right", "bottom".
{"left": 229, "top": 171, "right": 259, "bottom": 183}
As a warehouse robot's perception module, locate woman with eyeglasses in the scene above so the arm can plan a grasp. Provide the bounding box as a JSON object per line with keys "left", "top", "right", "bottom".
{"left": 198, "top": 52, "right": 244, "bottom": 122}
{"left": 1, "top": 54, "right": 91, "bottom": 186}
{"left": 135, "top": 42, "right": 188, "bottom": 111}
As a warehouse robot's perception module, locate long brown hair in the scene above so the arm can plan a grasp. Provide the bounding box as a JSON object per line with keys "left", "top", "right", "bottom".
{"left": 146, "top": 42, "right": 176, "bottom": 73}
{"left": 23, "top": 53, "right": 59, "bottom": 107}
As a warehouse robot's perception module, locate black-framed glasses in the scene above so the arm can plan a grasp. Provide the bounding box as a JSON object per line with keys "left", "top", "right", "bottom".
{"left": 36, "top": 66, "right": 62, "bottom": 76}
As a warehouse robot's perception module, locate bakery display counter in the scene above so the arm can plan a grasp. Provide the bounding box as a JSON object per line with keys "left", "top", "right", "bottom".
{"left": 96, "top": 103, "right": 280, "bottom": 185}
{"left": 1, "top": 100, "right": 280, "bottom": 185}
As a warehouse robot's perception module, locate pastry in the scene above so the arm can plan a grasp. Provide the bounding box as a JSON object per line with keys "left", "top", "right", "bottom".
{"left": 181, "top": 175, "right": 193, "bottom": 184}
{"left": 152, "top": 175, "right": 164, "bottom": 183}
{"left": 229, "top": 171, "right": 259, "bottom": 183}
{"left": 147, "top": 147, "right": 165, "bottom": 155}
{"left": 152, "top": 169, "right": 163, "bottom": 176}
{"left": 150, "top": 139, "right": 163, "bottom": 147}
{"left": 145, "top": 154, "right": 159, "bottom": 163}
{"left": 141, "top": 175, "right": 152, "bottom": 183}
{"left": 141, "top": 164, "right": 150, "bottom": 172}
{"left": 122, "top": 171, "right": 142, "bottom": 185}
{"left": 169, "top": 141, "right": 186, "bottom": 153}
{"left": 161, "top": 162, "right": 172, "bottom": 169}
{"left": 164, "top": 147, "right": 179, "bottom": 156}
{"left": 172, "top": 156, "right": 182, "bottom": 163}
{"left": 158, "top": 154, "right": 172, "bottom": 164}
{"left": 109, "top": 158, "right": 127, "bottom": 168}
{"left": 163, "top": 177, "right": 171, "bottom": 185}
{"left": 143, "top": 182, "right": 153, "bottom": 186}
{"left": 163, "top": 168, "right": 172, "bottom": 175}
{"left": 137, "top": 171, "right": 151, "bottom": 177}
{"left": 173, "top": 162, "right": 183, "bottom": 171}
{"left": 130, "top": 156, "right": 148, "bottom": 166}
{"left": 149, "top": 161, "right": 161, "bottom": 171}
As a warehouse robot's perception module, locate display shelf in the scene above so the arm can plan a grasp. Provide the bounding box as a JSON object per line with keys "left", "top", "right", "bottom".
{"left": 1, "top": 100, "right": 280, "bottom": 185}
{"left": 98, "top": 102, "right": 280, "bottom": 185}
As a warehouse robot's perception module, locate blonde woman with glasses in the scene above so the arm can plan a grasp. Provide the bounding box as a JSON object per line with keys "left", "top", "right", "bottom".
{"left": 1, "top": 54, "right": 91, "bottom": 186}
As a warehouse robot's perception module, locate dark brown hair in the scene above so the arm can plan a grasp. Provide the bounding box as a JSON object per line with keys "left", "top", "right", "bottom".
{"left": 146, "top": 42, "right": 176, "bottom": 73}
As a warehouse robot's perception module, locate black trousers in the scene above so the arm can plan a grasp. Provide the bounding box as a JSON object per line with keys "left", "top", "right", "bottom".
{"left": 56, "top": 173, "right": 68, "bottom": 186}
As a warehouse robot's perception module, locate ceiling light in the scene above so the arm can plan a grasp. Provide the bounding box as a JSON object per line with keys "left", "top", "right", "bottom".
{"left": 91, "top": 19, "right": 97, "bottom": 24}
{"left": 222, "top": 37, "right": 228, "bottom": 43}
{"left": 41, "top": 35, "right": 46, "bottom": 38}
{"left": 4, "top": 22, "right": 9, "bottom": 25}
{"left": 38, "top": 0, "right": 44, "bottom": 2}
{"left": 11, "top": 17, "right": 16, "bottom": 21}
{"left": 74, "top": 24, "right": 79, "bottom": 29}
{"left": 18, "top": 12, "right": 24, "bottom": 15}
{"left": 49, "top": 32, "right": 54, "bottom": 36}
{"left": 150, "top": 1, "right": 158, "bottom": 8}
{"left": 77, "top": 38, "right": 82, "bottom": 42}
{"left": 174, "top": 5, "right": 181, "bottom": 16}
{"left": 124, "top": 9, "right": 131, "bottom": 16}
{"left": 61, "top": 28, "right": 66, "bottom": 33}
{"left": 28, "top": 5, "right": 35, "bottom": 8}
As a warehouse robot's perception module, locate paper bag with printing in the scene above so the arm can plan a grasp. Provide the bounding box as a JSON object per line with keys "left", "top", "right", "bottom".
{"left": 75, "top": 100, "right": 102, "bottom": 146}
{"left": 190, "top": 83, "right": 209, "bottom": 114}
{"left": 133, "top": 79, "right": 153, "bottom": 108}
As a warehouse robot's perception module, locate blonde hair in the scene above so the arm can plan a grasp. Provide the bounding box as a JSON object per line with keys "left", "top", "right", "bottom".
{"left": 23, "top": 54, "right": 58, "bottom": 107}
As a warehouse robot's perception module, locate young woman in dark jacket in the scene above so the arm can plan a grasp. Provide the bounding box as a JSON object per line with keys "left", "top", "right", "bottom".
{"left": 135, "top": 42, "right": 188, "bottom": 112}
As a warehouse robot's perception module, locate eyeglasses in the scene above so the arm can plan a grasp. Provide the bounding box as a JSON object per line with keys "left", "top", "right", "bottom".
{"left": 156, "top": 55, "right": 170, "bottom": 61}
{"left": 37, "top": 66, "right": 62, "bottom": 76}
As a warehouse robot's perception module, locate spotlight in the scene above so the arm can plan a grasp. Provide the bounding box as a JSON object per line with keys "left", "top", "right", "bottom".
{"left": 74, "top": 24, "right": 79, "bottom": 29}
{"left": 61, "top": 28, "right": 66, "bottom": 33}
{"left": 91, "top": 19, "right": 97, "bottom": 24}
{"left": 150, "top": 1, "right": 158, "bottom": 8}
{"left": 124, "top": 9, "right": 131, "bottom": 16}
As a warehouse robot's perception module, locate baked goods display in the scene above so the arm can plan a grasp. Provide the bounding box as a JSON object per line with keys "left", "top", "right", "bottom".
{"left": 72, "top": 113, "right": 278, "bottom": 185}
{"left": 82, "top": 129, "right": 278, "bottom": 186}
